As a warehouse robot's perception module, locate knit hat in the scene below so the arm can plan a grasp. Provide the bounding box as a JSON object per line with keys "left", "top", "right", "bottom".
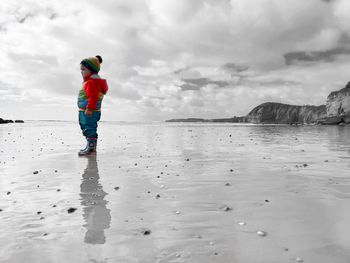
{"left": 80, "top": 55, "right": 103, "bottom": 73}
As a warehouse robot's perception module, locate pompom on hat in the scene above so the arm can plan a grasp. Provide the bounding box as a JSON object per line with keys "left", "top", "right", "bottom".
{"left": 80, "top": 55, "right": 103, "bottom": 73}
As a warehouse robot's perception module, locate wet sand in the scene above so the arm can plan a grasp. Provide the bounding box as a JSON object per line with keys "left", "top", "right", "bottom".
{"left": 1, "top": 121, "right": 350, "bottom": 263}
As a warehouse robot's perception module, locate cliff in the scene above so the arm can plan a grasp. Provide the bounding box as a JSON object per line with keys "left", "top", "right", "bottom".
{"left": 325, "top": 81, "right": 350, "bottom": 123}
{"left": 246, "top": 102, "right": 326, "bottom": 124}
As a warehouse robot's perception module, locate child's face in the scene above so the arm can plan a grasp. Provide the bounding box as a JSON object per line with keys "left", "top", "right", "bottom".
{"left": 80, "top": 64, "right": 91, "bottom": 78}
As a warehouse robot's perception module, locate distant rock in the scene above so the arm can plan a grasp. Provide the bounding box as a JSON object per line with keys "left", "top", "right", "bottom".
{"left": 246, "top": 102, "right": 326, "bottom": 124}
{"left": 0, "top": 118, "right": 24, "bottom": 124}
{"left": 0, "top": 118, "right": 14, "bottom": 124}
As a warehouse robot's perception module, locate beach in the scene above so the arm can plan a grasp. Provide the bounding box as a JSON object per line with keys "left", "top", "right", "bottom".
{"left": 1, "top": 121, "right": 350, "bottom": 263}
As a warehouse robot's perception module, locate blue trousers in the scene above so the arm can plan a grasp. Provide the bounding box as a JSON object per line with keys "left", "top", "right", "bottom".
{"left": 79, "top": 111, "right": 101, "bottom": 141}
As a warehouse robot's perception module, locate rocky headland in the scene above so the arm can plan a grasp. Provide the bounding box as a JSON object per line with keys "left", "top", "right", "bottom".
{"left": 166, "top": 81, "right": 350, "bottom": 125}
{"left": 246, "top": 103, "right": 326, "bottom": 124}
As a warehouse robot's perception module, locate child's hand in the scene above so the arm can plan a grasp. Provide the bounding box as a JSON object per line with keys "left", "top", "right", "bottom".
{"left": 85, "top": 109, "right": 92, "bottom": 116}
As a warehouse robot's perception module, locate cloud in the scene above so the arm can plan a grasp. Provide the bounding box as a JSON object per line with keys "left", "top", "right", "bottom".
{"left": 284, "top": 47, "right": 350, "bottom": 65}
{"left": 179, "top": 78, "right": 229, "bottom": 91}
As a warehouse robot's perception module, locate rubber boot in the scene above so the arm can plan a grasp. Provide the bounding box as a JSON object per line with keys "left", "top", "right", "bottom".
{"left": 80, "top": 141, "right": 89, "bottom": 152}
{"left": 79, "top": 140, "right": 97, "bottom": 156}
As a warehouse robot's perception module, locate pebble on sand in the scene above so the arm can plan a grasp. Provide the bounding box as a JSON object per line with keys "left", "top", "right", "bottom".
{"left": 221, "top": 206, "right": 233, "bottom": 212}
{"left": 33, "top": 171, "right": 39, "bottom": 174}
{"left": 142, "top": 229, "right": 152, "bottom": 235}
{"left": 67, "top": 207, "right": 77, "bottom": 214}
{"left": 296, "top": 258, "right": 304, "bottom": 263}
{"left": 114, "top": 186, "right": 120, "bottom": 190}
{"left": 238, "top": 222, "right": 246, "bottom": 226}
{"left": 256, "top": 230, "right": 267, "bottom": 237}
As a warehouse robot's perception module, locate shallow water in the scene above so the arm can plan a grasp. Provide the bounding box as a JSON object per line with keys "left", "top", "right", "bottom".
{"left": 1, "top": 122, "right": 350, "bottom": 263}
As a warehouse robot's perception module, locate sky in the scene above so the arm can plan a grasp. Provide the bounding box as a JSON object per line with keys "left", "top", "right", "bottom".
{"left": 1, "top": 0, "right": 350, "bottom": 121}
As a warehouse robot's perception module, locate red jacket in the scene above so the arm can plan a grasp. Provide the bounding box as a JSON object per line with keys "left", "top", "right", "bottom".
{"left": 78, "top": 74, "right": 108, "bottom": 111}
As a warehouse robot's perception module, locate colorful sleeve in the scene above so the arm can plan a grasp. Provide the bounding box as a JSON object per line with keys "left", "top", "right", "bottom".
{"left": 85, "top": 81, "right": 99, "bottom": 110}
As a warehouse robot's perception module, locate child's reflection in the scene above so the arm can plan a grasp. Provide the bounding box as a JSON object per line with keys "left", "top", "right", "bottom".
{"left": 80, "top": 155, "right": 111, "bottom": 244}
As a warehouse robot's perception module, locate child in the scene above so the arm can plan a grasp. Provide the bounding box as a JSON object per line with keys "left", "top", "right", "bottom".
{"left": 78, "top": 55, "right": 108, "bottom": 156}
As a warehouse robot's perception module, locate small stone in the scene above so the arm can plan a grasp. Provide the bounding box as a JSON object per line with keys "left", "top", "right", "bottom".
{"left": 156, "top": 194, "right": 161, "bottom": 199}
{"left": 186, "top": 158, "right": 190, "bottom": 161}
{"left": 303, "top": 164, "right": 308, "bottom": 167}
{"left": 143, "top": 229, "right": 151, "bottom": 235}
{"left": 209, "top": 241, "right": 215, "bottom": 246}
{"left": 296, "top": 258, "right": 303, "bottom": 263}
{"left": 37, "top": 211, "right": 42, "bottom": 215}
{"left": 222, "top": 206, "right": 233, "bottom": 212}
{"left": 257, "top": 230, "right": 266, "bottom": 237}
{"left": 67, "top": 207, "right": 77, "bottom": 214}
{"left": 230, "top": 169, "right": 234, "bottom": 172}
{"left": 265, "top": 199, "right": 270, "bottom": 203}
{"left": 238, "top": 222, "right": 246, "bottom": 226}
{"left": 6, "top": 192, "right": 11, "bottom": 195}
{"left": 225, "top": 183, "right": 231, "bottom": 186}
{"left": 33, "top": 171, "right": 39, "bottom": 174}
{"left": 54, "top": 170, "right": 58, "bottom": 173}
{"left": 114, "top": 187, "right": 120, "bottom": 191}
{"left": 57, "top": 189, "right": 61, "bottom": 192}
{"left": 175, "top": 211, "right": 181, "bottom": 214}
